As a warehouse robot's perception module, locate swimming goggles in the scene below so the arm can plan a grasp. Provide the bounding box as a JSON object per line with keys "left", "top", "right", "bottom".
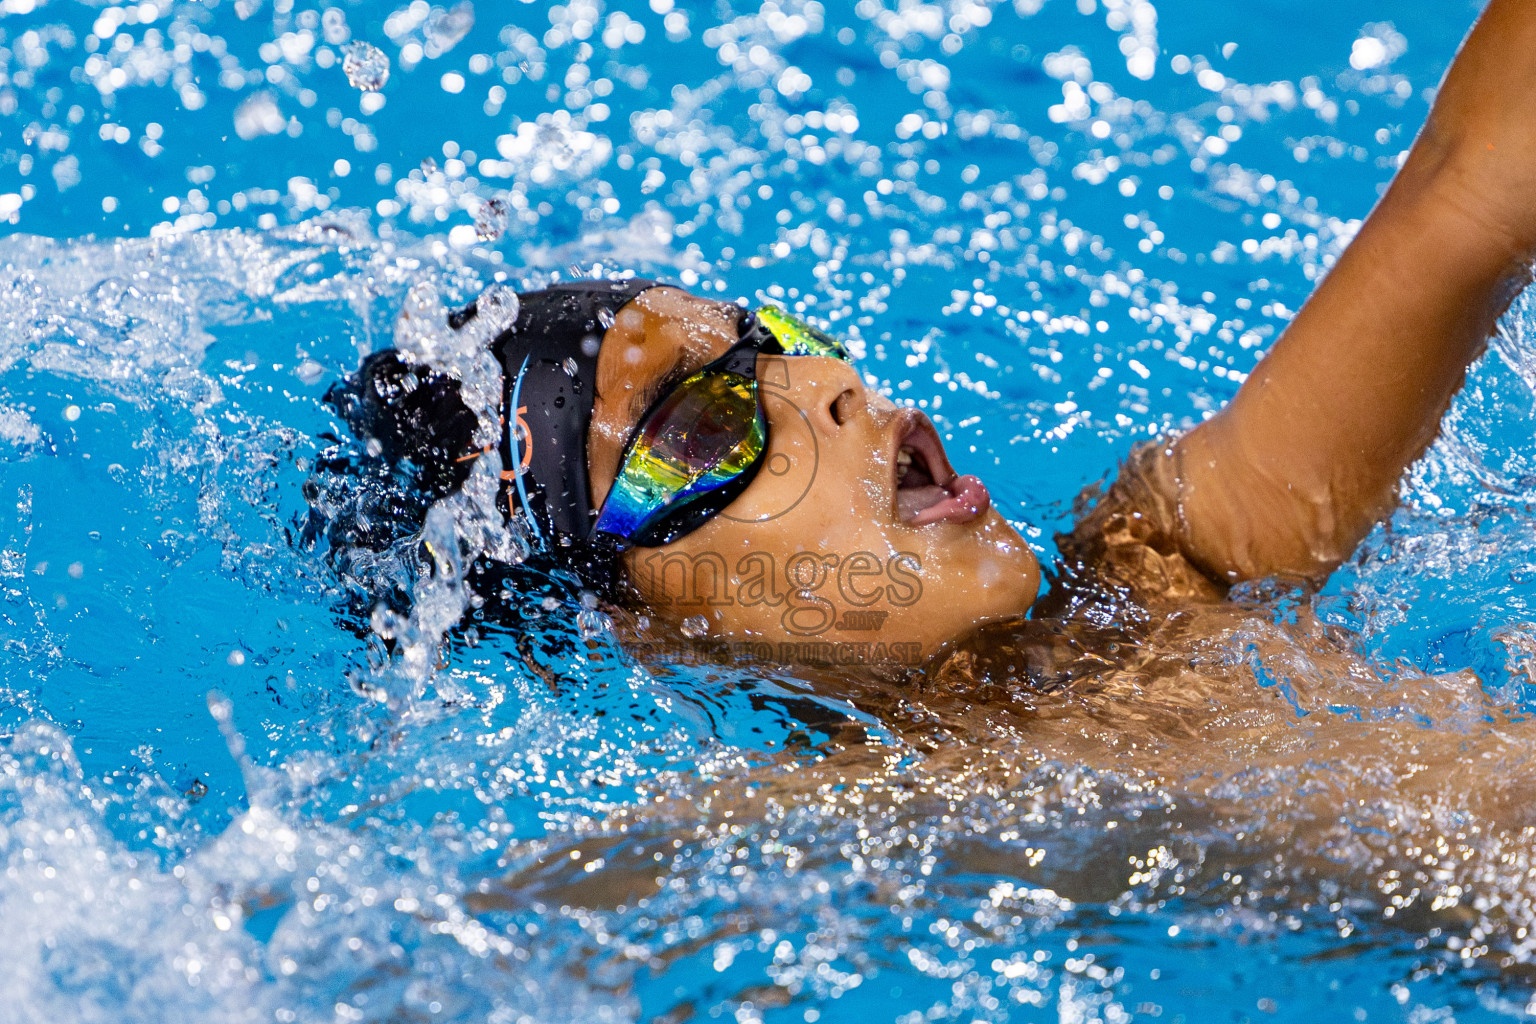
{"left": 592, "top": 305, "right": 852, "bottom": 547}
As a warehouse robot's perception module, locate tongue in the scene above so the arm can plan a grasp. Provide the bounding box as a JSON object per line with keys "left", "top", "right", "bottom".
{"left": 898, "top": 474, "right": 991, "bottom": 526}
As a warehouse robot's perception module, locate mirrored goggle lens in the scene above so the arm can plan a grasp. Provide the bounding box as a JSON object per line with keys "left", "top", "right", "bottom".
{"left": 594, "top": 370, "right": 767, "bottom": 544}
{"left": 752, "top": 305, "right": 853, "bottom": 362}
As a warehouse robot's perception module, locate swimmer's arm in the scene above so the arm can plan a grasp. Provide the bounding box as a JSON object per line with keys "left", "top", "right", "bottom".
{"left": 1171, "top": 0, "right": 1536, "bottom": 584}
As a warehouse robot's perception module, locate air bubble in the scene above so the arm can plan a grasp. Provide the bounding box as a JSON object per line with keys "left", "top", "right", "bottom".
{"left": 681, "top": 615, "right": 710, "bottom": 638}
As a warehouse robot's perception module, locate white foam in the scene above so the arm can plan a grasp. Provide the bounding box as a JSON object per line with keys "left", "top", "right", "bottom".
{"left": 0, "top": 405, "right": 41, "bottom": 448}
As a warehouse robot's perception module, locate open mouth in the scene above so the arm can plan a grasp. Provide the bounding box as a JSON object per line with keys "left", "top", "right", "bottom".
{"left": 892, "top": 411, "right": 991, "bottom": 527}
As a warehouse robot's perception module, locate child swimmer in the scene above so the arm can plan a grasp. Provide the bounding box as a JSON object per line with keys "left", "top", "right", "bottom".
{"left": 326, "top": 0, "right": 1536, "bottom": 684}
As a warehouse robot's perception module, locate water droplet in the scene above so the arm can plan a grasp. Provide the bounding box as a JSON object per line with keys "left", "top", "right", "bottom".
{"left": 295, "top": 359, "right": 325, "bottom": 385}
{"left": 342, "top": 41, "right": 390, "bottom": 92}
{"left": 233, "top": 92, "right": 285, "bottom": 140}
{"left": 412, "top": 1, "right": 475, "bottom": 57}
{"left": 475, "top": 283, "right": 520, "bottom": 334}
{"left": 474, "top": 197, "right": 508, "bottom": 241}
{"left": 596, "top": 306, "right": 616, "bottom": 330}
{"left": 321, "top": 7, "right": 349, "bottom": 45}
{"left": 562, "top": 356, "right": 579, "bottom": 376}
{"left": 681, "top": 615, "right": 710, "bottom": 638}
{"left": 420, "top": 156, "right": 438, "bottom": 176}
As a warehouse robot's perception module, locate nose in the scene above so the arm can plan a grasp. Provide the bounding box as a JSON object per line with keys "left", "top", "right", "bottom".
{"left": 764, "top": 355, "right": 870, "bottom": 435}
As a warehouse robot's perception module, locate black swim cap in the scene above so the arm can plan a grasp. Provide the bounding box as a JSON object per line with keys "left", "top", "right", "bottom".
{"left": 452, "top": 278, "right": 657, "bottom": 576}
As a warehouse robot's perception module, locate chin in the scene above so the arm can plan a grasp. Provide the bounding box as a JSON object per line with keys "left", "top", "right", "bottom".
{"left": 971, "top": 575, "right": 1040, "bottom": 625}
{"left": 970, "top": 514, "right": 1041, "bottom": 595}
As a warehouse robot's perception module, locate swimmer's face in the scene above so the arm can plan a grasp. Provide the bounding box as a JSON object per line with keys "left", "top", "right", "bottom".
{"left": 588, "top": 287, "right": 1040, "bottom": 663}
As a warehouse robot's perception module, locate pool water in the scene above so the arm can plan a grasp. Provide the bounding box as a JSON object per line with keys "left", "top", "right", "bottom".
{"left": 5, "top": 0, "right": 1536, "bottom": 1021}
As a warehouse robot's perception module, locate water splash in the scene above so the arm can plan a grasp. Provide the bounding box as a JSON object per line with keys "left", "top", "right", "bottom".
{"left": 1, "top": 0, "right": 1534, "bottom": 1020}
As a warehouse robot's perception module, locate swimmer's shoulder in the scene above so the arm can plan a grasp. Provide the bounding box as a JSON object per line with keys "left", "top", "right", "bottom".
{"left": 1049, "top": 437, "right": 1228, "bottom": 610}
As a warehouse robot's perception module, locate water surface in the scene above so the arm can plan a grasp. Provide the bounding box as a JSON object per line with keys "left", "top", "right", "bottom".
{"left": 5, "top": 0, "right": 1536, "bottom": 1021}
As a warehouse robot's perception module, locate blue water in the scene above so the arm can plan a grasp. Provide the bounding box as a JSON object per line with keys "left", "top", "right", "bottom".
{"left": 7, "top": 0, "right": 1536, "bottom": 1021}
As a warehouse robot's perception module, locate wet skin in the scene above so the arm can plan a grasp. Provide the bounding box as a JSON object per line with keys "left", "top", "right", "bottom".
{"left": 474, "top": 1, "right": 1536, "bottom": 950}
{"left": 587, "top": 287, "right": 1040, "bottom": 661}
{"left": 574, "top": 0, "right": 1536, "bottom": 663}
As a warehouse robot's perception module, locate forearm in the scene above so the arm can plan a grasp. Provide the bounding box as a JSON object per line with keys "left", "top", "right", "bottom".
{"left": 1181, "top": 177, "right": 1527, "bottom": 577}
{"left": 1173, "top": 0, "right": 1536, "bottom": 583}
